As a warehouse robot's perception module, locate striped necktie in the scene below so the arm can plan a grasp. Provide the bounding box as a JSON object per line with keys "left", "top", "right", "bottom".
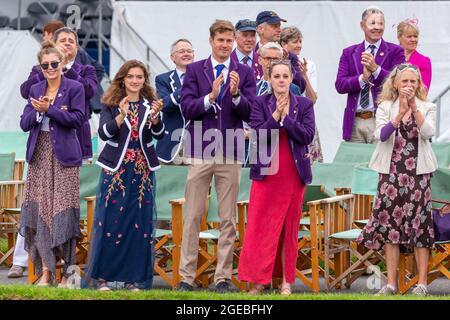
{"left": 257, "top": 79, "right": 270, "bottom": 96}
{"left": 360, "top": 44, "right": 376, "bottom": 109}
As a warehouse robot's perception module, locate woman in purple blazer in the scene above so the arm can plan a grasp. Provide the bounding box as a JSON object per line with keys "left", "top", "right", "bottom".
{"left": 238, "top": 59, "right": 315, "bottom": 295}
{"left": 83, "top": 60, "right": 164, "bottom": 291}
{"left": 397, "top": 20, "right": 432, "bottom": 91}
{"left": 19, "top": 42, "right": 85, "bottom": 287}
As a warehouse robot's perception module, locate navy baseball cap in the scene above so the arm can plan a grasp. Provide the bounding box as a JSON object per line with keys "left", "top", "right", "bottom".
{"left": 235, "top": 19, "right": 257, "bottom": 32}
{"left": 256, "top": 11, "right": 287, "bottom": 26}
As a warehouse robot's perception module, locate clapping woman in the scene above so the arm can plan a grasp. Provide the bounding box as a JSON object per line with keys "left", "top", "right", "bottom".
{"left": 357, "top": 64, "right": 438, "bottom": 296}
{"left": 84, "top": 60, "right": 164, "bottom": 291}
{"left": 238, "top": 59, "right": 315, "bottom": 295}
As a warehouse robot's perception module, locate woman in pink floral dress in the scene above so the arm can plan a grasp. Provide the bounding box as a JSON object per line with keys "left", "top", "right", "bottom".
{"left": 357, "top": 64, "right": 438, "bottom": 296}
{"left": 83, "top": 60, "right": 164, "bottom": 291}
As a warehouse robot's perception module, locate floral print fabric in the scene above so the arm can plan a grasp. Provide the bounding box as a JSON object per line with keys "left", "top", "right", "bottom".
{"left": 357, "top": 117, "right": 434, "bottom": 251}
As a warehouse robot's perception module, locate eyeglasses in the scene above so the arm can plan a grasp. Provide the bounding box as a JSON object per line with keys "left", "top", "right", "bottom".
{"left": 394, "top": 63, "right": 419, "bottom": 76}
{"left": 261, "top": 56, "right": 279, "bottom": 61}
{"left": 40, "top": 61, "right": 60, "bottom": 70}
{"left": 174, "top": 49, "right": 194, "bottom": 54}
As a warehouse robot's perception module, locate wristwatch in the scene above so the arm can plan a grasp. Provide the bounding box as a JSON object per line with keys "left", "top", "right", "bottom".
{"left": 232, "top": 90, "right": 240, "bottom": 98}
{"left": 412, "top": 107, "right": 419, "bottom": 114}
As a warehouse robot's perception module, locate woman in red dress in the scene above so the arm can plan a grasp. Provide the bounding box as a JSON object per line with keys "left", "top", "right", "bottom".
{"left": 238, "top": 59, "right": 315, "bottom": 295}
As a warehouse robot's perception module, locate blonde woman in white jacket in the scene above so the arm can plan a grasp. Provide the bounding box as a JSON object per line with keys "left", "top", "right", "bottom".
{"left": 357, "top": 64, "right": 438, "bottom": 296}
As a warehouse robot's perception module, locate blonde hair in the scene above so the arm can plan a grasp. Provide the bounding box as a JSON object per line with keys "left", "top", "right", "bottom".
{"left": 397, "top": 20, "right": 419, "bottom": 38}
{"left": 377, "top": 64, "right": 428, "bottom": 104}
{"left": 37, "top": 41, "right": 64, "bottom": 63}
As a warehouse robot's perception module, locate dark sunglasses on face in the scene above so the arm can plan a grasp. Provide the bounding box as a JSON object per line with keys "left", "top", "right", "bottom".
{"left": 40, "top": 61, "right": 60, "bottom": 70}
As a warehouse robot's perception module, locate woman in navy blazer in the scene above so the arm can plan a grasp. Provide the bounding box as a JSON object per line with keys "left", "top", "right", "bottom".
{"left": 19, "top": 42, "right": 85, "bottom": 287}
{"left": 84, "top": 60, "right": 164, "bottom": 291}
{"left": 238, "top": 59, "right": 315, "bottom": 295}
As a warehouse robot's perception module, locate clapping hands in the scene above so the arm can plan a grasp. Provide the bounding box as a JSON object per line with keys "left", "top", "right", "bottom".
{"left": 30, "top": 96, "right": 52, "bottom": 113}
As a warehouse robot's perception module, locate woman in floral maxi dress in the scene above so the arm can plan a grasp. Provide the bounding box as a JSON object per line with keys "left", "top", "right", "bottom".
{"left": 83, "top": 60, "right": 164, "bottom": 291}
{"left": 357, "top": 64, "right": 438, "bottom": 296}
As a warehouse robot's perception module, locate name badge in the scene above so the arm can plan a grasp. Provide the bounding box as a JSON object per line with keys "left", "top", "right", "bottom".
{"left": 61, "top": 105, "right": 68, "bottom": 111}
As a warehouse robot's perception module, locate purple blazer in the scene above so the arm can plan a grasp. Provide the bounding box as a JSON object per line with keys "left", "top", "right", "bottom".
{"left": 180, "top": 56, "right": 256, "bottom": 161}
{"left": 20, "top": 76, "right": 85, "bottom": 167}
{"left": 335, "top": 39, "right": 404, "bottom": 141}
{"left": 231, "top": 48, "right": 264, "bottom": 82}
{"left": 20, "top": 61, "right": 97, "bottom": 158}
{"left": 249, "top": 94, "right": 315, "bottom": 184}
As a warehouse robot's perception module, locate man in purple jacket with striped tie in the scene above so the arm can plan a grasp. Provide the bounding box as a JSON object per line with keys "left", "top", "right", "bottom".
{"left": 335, "top": 6, "right": 404, "bottom": 143}
{"left": 177, "top": 19, "right": 256, "bottom": 293}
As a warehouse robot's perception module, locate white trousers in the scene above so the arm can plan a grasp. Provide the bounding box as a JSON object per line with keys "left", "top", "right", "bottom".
{"left": 12, "top": 233, "right": 28, "bottom": 267}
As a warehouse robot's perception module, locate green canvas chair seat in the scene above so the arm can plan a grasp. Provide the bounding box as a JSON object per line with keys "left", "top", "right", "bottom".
{"left": 199, "top": 229, "right": 221, "bottom": 240}
{"left": 0, "top": 153, "right": 15, "bottom": 181}
{"left": 329, "top": 228, "right": 362, "bottom": 241}
{"left": 298, "top": 230, "right": 311, "bottom": 239}
{"left": 332, "top": 142, "right": 376, "bottom": 164}
{"left": 155, "top": 228, "right": 172, "bottom": 238}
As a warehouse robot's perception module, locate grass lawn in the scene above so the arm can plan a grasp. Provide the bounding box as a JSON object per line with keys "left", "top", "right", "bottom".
{"left": 0, "top": 285, "right": 449, "bottom": 300}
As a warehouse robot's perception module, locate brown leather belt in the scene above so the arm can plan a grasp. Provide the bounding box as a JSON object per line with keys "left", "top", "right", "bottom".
{"left": 355, "top": 111, "right": 374, "bottom": 119}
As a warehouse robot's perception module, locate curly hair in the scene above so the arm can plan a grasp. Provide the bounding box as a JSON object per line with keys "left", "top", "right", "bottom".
{"left": 377, "top": 64, "right": 428, "bottom": 104}
{"left": 101, "top": 60, "right": 157, "bottom": 107}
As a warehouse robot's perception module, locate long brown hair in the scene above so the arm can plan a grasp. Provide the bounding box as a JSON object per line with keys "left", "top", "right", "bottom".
{"left": 102, "top": 60, "right": 157, "bottom": 107}
{"left": 377, "top": 64, "right": 428, "bottom": 104}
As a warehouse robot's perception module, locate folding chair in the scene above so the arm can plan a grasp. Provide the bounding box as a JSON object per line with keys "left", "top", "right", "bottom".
{"left": 312, "top": 194, "right": 387, "bottom": 290}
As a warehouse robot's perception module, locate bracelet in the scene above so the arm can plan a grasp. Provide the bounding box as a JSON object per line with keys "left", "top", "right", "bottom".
{"left": 232, "top": 90, "right": 240, "bottom": 98}
{"left": 412, "top": 108, "right": 419, "bottom": 114}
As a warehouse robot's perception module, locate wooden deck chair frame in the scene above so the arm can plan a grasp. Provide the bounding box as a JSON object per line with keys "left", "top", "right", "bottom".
{"left": 398, "top": 199, "right": 450, "bottom": 294}
{"left": 312, "top": 194, "right": 387, "bottom": 291}
{"left": 0, "top": 180, "right": 25, "bottom": 266}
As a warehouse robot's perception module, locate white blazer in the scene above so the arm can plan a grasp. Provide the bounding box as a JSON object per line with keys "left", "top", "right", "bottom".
{"left": 369, "top": 97, "right": 438, "bottom": 174}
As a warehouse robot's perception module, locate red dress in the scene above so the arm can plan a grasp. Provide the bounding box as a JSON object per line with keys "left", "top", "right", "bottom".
{"left": 238, "top": 129, "right": 306, "bottom": 284}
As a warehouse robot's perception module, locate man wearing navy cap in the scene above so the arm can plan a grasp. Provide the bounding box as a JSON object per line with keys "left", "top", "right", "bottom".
{"left": 231, "top": 19, "right": 262, "bottom": 81}
{"left": 256, "top": 10, "right": 305, "bottom": 92}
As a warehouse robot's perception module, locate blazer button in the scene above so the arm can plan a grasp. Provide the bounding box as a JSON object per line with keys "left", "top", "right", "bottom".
{"left": 50, "top": 127, "right": 54, "bottom": 130}
{"left": 53, "top": 140, "right": 56, "bottom": 143}
{"left": 215, "top": 116, "right": 218, "bottom": 119}
{"left": 294, "top": 110, "right": 297, "bottom": 113}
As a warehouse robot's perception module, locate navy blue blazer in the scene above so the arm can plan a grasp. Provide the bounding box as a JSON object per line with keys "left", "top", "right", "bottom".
{"left": 249, "top": 94, "right": 315, "bottom": 184}
{"left": 154, "top": 70, "right": 187, "bottom": 163}
{"left": 20, "top": 76, "right": 85, "bottom": 167}
{"left": 97, "top": 98, "right": 165, "bottom": 172}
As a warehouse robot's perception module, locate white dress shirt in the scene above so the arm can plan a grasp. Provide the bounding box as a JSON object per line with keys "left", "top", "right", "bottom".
{"left": 357, "top": 39, "right": 382, "bottom": 112}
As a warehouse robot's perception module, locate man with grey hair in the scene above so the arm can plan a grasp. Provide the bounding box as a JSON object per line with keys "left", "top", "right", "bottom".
{"left": 256, "top": 42, "right": 301, "bottom": 96}
{"left": 155, "top": 39, "right": 195, "bottom": 164}
{"left": 335, "top": 6, "right": 404, "bottom": 143}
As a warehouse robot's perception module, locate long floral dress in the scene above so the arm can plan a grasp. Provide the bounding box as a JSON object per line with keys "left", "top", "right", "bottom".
{"left": 357, "top": 117, "right": 434, "bottom": 252}
{"left": 84, "top": 102, "right": 156, "bottom": 288}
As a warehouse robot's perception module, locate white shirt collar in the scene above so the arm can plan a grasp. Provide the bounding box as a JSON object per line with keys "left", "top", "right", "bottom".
{"left": 175, "top": 68, "right": 185, "bottom": 80}
{"left": 364, "top": 39, "right": 382, "bottom": 51}
{"left": 210, "top": 56, "right": 230, "bottom": 70}
{"left": 235, "top": 49, "right": 253, "bottom": 63}
{"left": 66, "top": 59, "right": 75, "bottom": 70}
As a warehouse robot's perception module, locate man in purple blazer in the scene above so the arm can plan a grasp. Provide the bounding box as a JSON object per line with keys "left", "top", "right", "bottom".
{"left": 178, "top": 20, "right": 256, "bottom": 293}
{"left": 335, "top": 6, "right": 404, "bottom": 143}
{"left": 20, "top": 28, "right": 97, "bottom": 159}
{"left": 231, "top": 19, "right": 263, "bottom": 81}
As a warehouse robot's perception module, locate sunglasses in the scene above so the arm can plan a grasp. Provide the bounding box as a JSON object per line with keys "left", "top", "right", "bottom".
{"left": 40, "top": 61, "right": 60, "bottom": 70}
